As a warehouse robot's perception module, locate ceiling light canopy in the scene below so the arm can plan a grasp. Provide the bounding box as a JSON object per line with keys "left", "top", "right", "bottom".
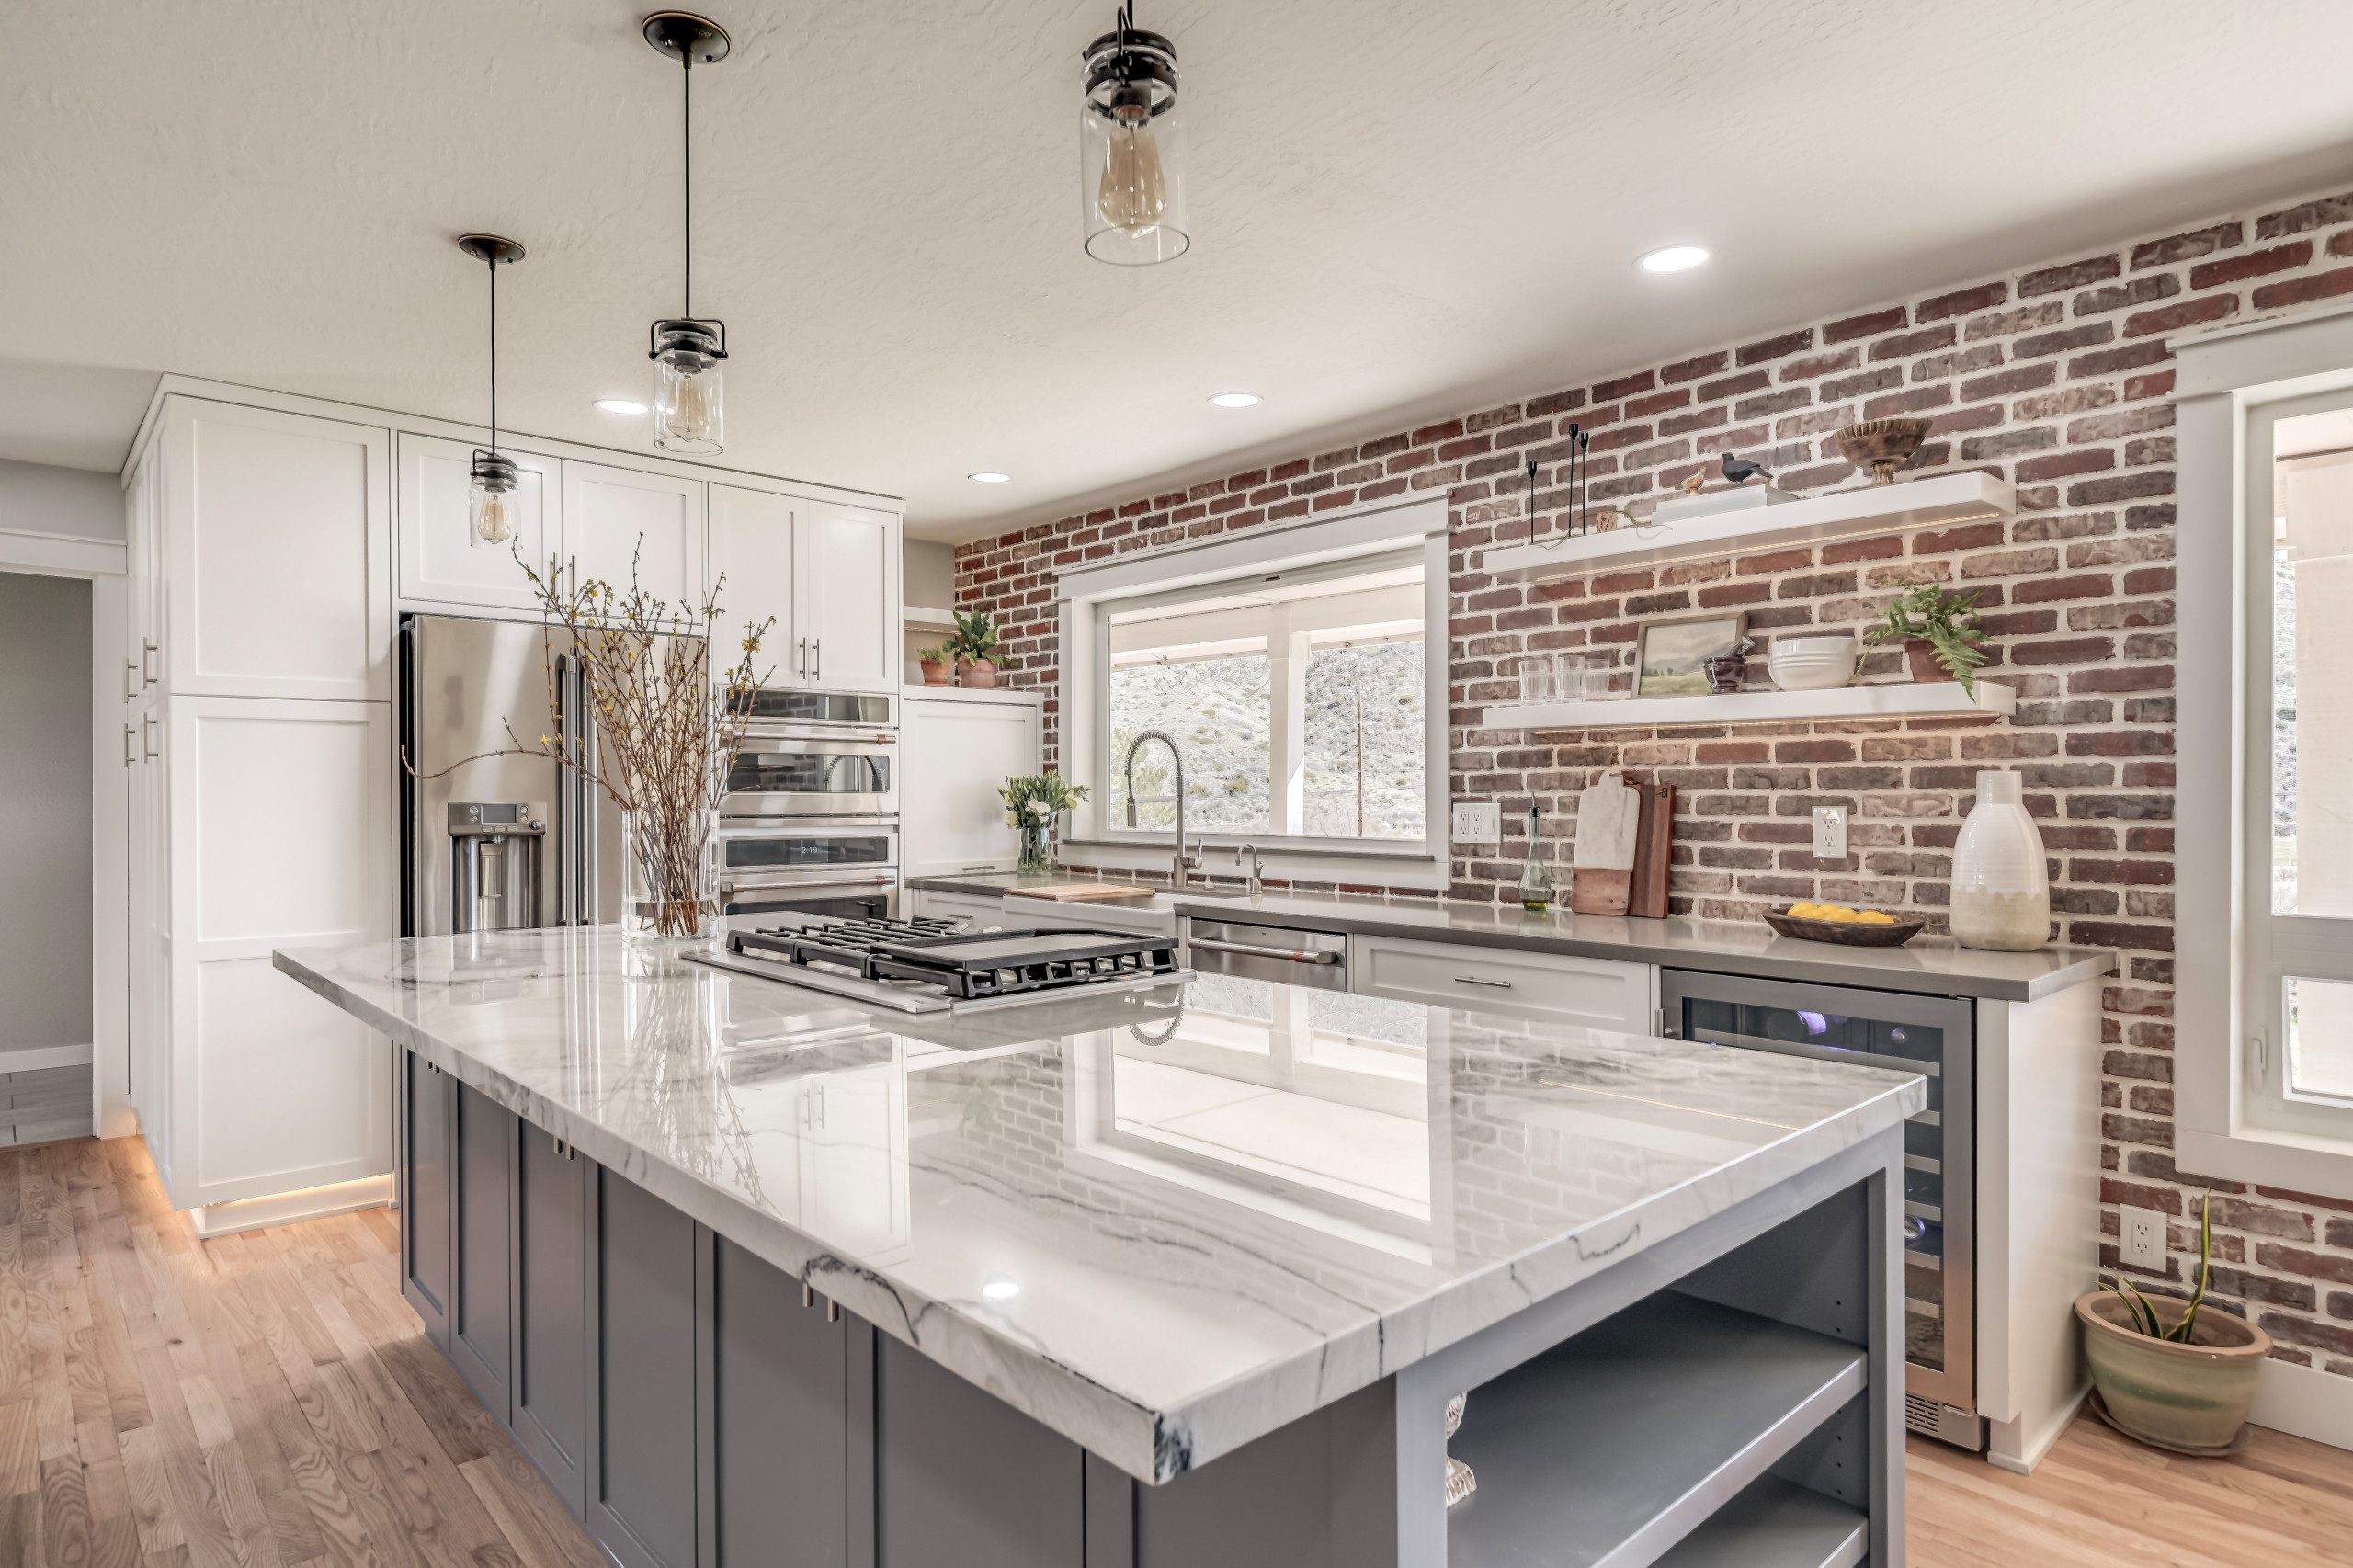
{"left": 595, "top": 398, "right": 649, "bottom": 415}
{"left": 643, "top": 11, "right": 733, "bottom": 455}
{"left": 1081, "top": 5, "right": 1188, "bottom": 265}
{"left": 1636, "top": 244, "right": 1711, "bottom": 274}
{"left": 1208, "top": 391, "right": 1262, "bottom": 408}
{"left": 969, "top": 471, "right": 1011, "bottom": 483}
{"left": 456, "top": 233, "right": 526, "bottom": 548}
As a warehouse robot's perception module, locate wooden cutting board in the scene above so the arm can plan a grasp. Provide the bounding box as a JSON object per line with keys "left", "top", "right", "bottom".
{"left": 1004, "top": 882, "right": 1158, "bottom": 904}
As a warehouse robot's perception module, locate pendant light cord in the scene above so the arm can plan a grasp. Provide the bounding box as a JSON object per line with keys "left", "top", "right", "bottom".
{"left": 487, "top": 253, "right": 499, "bottom": 456}
{"left": 682, "top": 51, "right": 694, "bottom": 320}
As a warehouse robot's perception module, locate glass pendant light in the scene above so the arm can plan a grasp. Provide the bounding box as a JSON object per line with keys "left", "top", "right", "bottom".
{"left": 456, "top": 233, "right": 527, "bottom": 548}
{"left": 643, "top": 11, "right": 732, "bottom": 454}
{"left": 1080, "top": 5, "right": 1188, "bottom": 265}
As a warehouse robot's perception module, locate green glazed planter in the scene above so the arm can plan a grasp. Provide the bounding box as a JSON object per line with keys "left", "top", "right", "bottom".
{"left": 2076, "top": 1290, "right": 2269, "bottom": 1452}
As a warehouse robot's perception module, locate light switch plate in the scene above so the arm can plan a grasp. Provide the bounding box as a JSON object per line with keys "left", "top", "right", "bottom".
{"left": 1453, "top": 801, "right": 1500, "bottom": 844}
{"left": 1812, "top": 805, "right": 1848, "bottom": 859}
{"left": 2120, "top": 1203, "right": 2166, "bottom": 1271}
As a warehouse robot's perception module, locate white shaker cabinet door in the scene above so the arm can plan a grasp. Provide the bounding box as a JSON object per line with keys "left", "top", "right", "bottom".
{"left": 164, "top": 696, "right": 394, "bottom": 1210}
{"left": 801, "top": 500, "right": 899, "bottom": 692}
{"left": 707, "top": 483, "right": 800, "bottom": 687}
{"left": 559, "top": 460, "right": 702, "bottom": 612}
{"left": 903, "top": 697, "right": 1038, "bottom": 877}
{"left": 396, "top": 432, "right": 560, "bottom": 613}
{"left": 162, "top": 397, "right": 392, "bottom": 701}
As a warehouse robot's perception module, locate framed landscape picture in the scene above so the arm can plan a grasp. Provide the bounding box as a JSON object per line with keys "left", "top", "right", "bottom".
{"left": 1634, "top": 611, "right": 1748, "bottom": 697}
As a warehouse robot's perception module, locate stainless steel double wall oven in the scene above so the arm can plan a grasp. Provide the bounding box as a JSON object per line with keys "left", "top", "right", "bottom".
{"left": 717, "top": 688, "right": 901, "bottom": 921}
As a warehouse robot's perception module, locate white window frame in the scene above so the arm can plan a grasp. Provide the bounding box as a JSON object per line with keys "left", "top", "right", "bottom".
{"left": 2177, "top": 301, "right": 2353, "bottom": 1190}
{"left": 1056, "top": 494, "right": 1450, "bottom": 892}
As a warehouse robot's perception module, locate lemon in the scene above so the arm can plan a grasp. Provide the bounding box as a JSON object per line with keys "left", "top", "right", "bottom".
{"left": 1856, "top": 910, "right": 1897, "bottom": 925}
{"left": 1787, "top": 903, "right": 1821, "bottom": 919}
{"left": 1818, "top": 906, "right": 1858, "bottom": 922}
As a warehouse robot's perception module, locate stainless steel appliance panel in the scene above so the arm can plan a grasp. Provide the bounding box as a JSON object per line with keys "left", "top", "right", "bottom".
{"left": 713, "top": 819, "right": 899, "bottom": 921}
{"left": 1182, "top": 918, "right": 1348, "bottom": 990}
{"left": 1657, "top": 968, "right": 1977, "bottom": 1442}
{"left": 402, "top": 614, "right": 624, "bottom": 935}
{"left": 733, "top": 688, "right": 894, "bottom": 728}
{"left": 720, "top": 733, "right": 897, "bottom": 820}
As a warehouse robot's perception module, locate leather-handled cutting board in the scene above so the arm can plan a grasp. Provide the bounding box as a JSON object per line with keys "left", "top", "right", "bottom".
{"left": 1004, "top": 882, "right": 1157, "bottom": 904}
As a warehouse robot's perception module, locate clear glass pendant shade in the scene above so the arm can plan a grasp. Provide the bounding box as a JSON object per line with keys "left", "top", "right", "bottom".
{"left": 1081, "top": 28, "right": 1188, "bottom": 265}
{"left": 469, "top": 450, "right": 519, "bottom": 548}
{"left": 651, "top": 321, "right": 726, "bottom": 455}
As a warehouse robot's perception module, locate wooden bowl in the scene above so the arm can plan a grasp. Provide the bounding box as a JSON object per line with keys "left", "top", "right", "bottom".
{"left": 1761, "top": 903, "right": 1926, "bottom": 947}
{"left": 1836, "top": 418, "right": 1934, "bottom": 487}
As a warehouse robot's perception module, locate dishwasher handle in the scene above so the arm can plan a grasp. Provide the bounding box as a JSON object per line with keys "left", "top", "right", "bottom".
{"left": 1189, "top": 937, "right": 1342, "bottom": 965}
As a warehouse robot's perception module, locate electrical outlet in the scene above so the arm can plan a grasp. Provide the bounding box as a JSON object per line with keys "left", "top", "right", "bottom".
{"left": 1811, "top": 805, "right": 1848, "bottom": 859}
{"left": 2120, "top": 1203, "right": 2167, "bottom": 1271}
{"left": 1453, "top": 801, "right": 1500, "bottom": 844}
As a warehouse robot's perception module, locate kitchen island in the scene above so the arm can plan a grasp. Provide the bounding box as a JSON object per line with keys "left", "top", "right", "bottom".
{"left": 278, "top": 927, "right": 1926, "bottom": 1568}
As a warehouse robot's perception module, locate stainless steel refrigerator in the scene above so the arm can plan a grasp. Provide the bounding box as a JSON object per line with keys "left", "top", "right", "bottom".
{"left": 399, "top": 613, "right": 625, "bottom": 937}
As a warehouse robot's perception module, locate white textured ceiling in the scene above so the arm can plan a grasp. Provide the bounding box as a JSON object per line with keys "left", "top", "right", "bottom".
{"left": 6, "top": 1, "right": 2353, "bottom": 539}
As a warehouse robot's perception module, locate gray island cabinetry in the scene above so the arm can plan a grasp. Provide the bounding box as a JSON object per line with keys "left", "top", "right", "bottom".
{"left": 282, "top": 929, "right": 1927, "bottom": 1568}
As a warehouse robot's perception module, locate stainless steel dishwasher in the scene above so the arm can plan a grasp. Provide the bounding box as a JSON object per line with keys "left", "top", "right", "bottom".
{"left": 1181, "top": 916, "right": 1347, "bottom": 990}
{"left": 1658, "top": 968, "right": 1982, "bottom": 1451}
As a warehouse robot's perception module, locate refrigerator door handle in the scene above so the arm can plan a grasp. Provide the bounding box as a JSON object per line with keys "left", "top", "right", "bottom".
{"left": 557, "top": 654, "right": 579, "bottom": 925}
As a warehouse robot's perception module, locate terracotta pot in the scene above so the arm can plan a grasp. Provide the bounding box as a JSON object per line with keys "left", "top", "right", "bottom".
{"left": 958, "top": 657, "right": 997, "bottom": 689}
{"left": 918, "top": 658, "right": 950, "bottom": 687}
{"left": 2076, "top": 1290, "right": 2270, "bottom": 1452}
{"left": 1906, "top": 640, "right": 1958, "bottom": 684}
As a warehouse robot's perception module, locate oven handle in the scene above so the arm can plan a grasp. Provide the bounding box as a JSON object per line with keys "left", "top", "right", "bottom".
{"left": 1188, "top": 937, "right": 1343, "bottom": 965}
{"left": 718, "top": 871, "right": 897, "bottom": 895}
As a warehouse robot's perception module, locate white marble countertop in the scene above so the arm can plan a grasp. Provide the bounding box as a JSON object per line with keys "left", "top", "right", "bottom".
{"left": 907, "top": 874, "right": 2116, "bottom": 1002}
{"left": 276, "top": 927, "right": 1926, "bottom": 1483}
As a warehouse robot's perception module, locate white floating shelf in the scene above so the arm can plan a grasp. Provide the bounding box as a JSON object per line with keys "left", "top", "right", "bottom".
{"left": 1480, "top": 471, "right": 2015, "bottom": 578}
{"left": 904, "top": 603, "right": 959, "bottom": 630}
{"left": 1481, "top": 679, "right": 2016, "bottom": 731}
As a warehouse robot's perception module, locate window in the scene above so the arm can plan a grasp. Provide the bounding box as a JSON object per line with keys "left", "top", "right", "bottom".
{"left": 1055, "top": 497, "right": 1449, "bottom": 884}
{"left": 1104, "top": 551, "right": 1427, "bottom": 845}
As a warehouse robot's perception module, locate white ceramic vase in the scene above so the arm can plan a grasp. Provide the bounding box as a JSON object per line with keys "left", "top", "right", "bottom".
{"left": 1949, "top": 770, "right": 2049, "bottom": 951}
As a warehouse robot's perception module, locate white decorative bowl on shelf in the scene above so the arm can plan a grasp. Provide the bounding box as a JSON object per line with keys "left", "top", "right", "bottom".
{"left": 1767, "top": 636, "right": 1859, "bottom": 692}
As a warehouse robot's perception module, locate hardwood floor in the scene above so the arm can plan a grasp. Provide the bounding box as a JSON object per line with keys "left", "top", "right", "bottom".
{"left": 5, "top": 1131, "right": 2349, "bottom": 1568}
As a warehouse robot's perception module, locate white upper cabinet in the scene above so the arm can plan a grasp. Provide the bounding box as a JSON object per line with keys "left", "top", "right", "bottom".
{"left": 707, "top": 483, "right": 800, "bottom": 687}
{"left": 163, "top": 397, "right": 391, "bottom": 701}
{"left": 396, "top": 433, "right": 559, "bottom": 613}
{"left": 560, "top": 460, "right": 702, "bottom": 613}
{"left": 902, "top": 695, "right": 1040, "bottom": 876}
{"left": 125, "top": 443, "right": 163, "bottom": 704}
{"left": 801, "top": 499, "right": 900, "bottom": 691}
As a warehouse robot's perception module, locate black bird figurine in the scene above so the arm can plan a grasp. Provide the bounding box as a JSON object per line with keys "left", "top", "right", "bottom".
{"left": 1721, "top": 453, "right": 1771, "bottom": 487}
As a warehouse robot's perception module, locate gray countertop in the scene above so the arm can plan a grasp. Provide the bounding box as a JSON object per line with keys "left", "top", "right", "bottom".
{"left": 906, "top": 875, "right": 2115, "bottom": 1003}
{"left": 277, "top": 927, "right": 1923, "bottom": 1484}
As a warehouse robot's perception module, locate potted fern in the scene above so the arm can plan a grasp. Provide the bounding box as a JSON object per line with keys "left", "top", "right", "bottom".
{"left": 2075, "top": 1192, "right": 2272, "bottom": 1454}
{"left": 1857, "top": 581, "right": 1988, "bottom": 697}
{"left": 950, "top": 608, "right": 1006, "bottom": 689}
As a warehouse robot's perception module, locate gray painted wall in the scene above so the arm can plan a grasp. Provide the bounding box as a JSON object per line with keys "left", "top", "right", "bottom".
{"left": 0, "top": 572, "right": 93, "bottom": 1049}
{"left": 904, "top": 539, "right": 954, "bottom": 608}
{"left": 0, "top": 457, "right": 124, "bottom": 541}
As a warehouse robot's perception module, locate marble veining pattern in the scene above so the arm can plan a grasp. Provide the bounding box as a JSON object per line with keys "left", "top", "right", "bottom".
{"left": 275, "top": 927, "right": 1924, "bottom": 1483}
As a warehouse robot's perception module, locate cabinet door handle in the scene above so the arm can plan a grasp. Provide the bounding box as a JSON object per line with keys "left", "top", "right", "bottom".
{"left": 813, "top": 638, "right": 822, "bottom": 681}
{"left": 142, "top": 640, "right": 159, "bottom": 686}
{"left": 1452, "top": 974, "right": 1513, "bottom": 989}
{"left": 123, "top": 724, "right": 136, "bottom": 767}
{"left": 797, "top": 637, "right": 808, "bottom": 679}
{"left": 142, "top": 714, "right": 160, "bottom": 759}
{"left": 959, "top": 864, "right": 996, "bottom": 872}
{"left": 125, "top": 659, "right": 141, "bottom": 702}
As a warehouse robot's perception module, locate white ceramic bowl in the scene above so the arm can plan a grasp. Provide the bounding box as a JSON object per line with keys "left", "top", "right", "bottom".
{"left": 1768, "top": 636, "right": 1859, "bottom": 692}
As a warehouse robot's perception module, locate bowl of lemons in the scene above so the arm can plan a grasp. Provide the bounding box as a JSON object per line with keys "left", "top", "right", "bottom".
{"left": 1764, "top": 902, "right": 1925, "bottom": 948}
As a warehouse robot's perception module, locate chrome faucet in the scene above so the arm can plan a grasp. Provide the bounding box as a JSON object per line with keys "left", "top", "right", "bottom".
{"left": 1121, "top": 729, "right": 1199, "bottom": 890}
{"left": 1233, "top": 842, "right": 1263, "bottom": 897}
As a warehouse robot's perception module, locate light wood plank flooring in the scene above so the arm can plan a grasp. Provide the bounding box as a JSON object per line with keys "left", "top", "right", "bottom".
{"left": 3, "top": 1132, "right": 2348, "bottom": 1568}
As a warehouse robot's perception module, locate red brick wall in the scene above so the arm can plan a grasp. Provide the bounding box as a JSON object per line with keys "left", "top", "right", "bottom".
{"left": 954, "top": 184, "right": 2353, "bottom": 1373}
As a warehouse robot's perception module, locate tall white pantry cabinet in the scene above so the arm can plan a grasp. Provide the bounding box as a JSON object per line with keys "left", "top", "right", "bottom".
{"left": 121, "top": 381, "right": 903, "bottom": 1232}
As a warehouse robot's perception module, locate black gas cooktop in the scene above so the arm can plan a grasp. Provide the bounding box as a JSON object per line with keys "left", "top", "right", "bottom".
{"left": 724, "top": 914, "right": 1184, "bottom": 1002}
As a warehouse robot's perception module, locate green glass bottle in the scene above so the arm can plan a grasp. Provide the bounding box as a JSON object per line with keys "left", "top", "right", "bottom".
{"left": 1518, "top": 803, "right": 1553, "bottom": 912}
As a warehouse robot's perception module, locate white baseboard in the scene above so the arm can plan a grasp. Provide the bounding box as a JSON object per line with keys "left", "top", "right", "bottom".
{"left": 1985, "top": 1381, "right": 2090, "bottom": 1474}
{"left": 188, "top": 1174, "right": 394, "bottom": 1238}
{"left": 0, "top": 1042, "right": 95, "bottom": 1073}
{"left": 2252, "top": 1356, "right": 2353, "bottom": 1453}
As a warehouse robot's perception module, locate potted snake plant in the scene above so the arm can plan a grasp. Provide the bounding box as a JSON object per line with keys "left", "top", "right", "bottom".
{"left": 2075, "top": 1191, "right": 2271, "bottom": 1453}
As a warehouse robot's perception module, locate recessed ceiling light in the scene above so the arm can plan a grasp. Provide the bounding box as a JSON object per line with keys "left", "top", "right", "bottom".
{"left": 969, "top": 471, "right": 1012, "bottom": 483}
{"left": 1636, "top": 244, "right": 1711, "bottom": 274}
{"left": 595, "top": 398, "right": 648, "bottom": 415}
{"left": 1209, "top": 391, "right": 1262, "bottom": 408}
{"left": 981, "top": 1277, "right": 1021, "bottom": 1301}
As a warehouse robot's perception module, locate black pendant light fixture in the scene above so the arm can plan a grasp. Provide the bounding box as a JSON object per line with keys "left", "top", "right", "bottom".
{"left": 642, "top": 11, "right": 731, "bottom": 454}
{"left": 457, "top": 233, "right": 527, "bottom": 547}
{"left": 1081, "top": 4, "right": 1188, "bottom": 265}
